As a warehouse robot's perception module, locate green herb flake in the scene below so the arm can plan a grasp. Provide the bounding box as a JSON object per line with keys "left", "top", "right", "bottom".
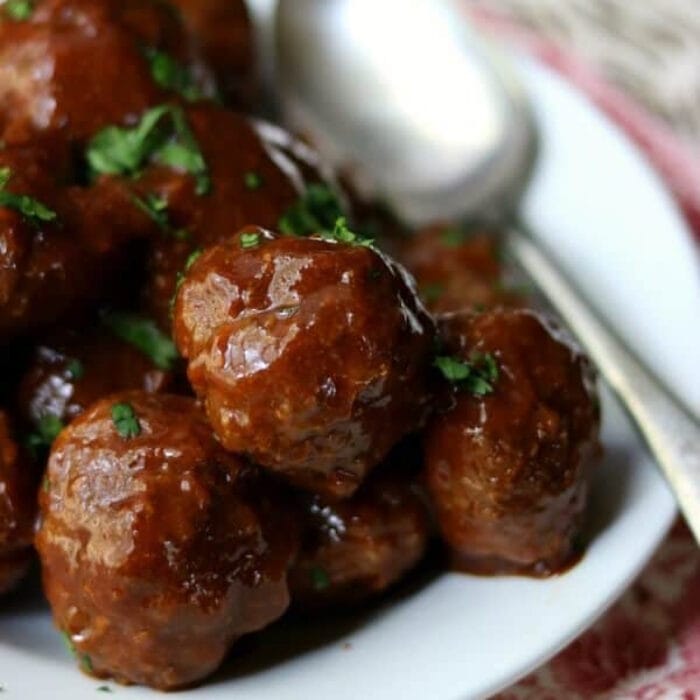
{"left": 145, "top": 48, "right": 203, "bottom": 102}
{"left": 133, "top": 192, "right": 168, "bottom": 228}
{"left": 81, "top": 653, "right": 94, "bottom": 673}
{"left": 278, "top": 183, "right": 344, "bottom": 237}
{"left": 244, "top": 171, "right": 263, "bottom": 191}
{"left": 240, "top": 231, "right": 260, "bottom": 249}
{"left": 319, "top": 217, "right": 374, "bottom": 248}
{"left": 86, "top": 105, "right": 210, "bottom": 195}
{"left": 103, "top": 312, "right": 178, "bottom": 371}
{"left": 26, "top": 414, "right": 64, "bottom": 457}
{"left": 66, "top": 358, "right": 85, "bottom": 380}
{"left": 441, "top": 227, "right": 468, "bottom": 248}
{"left": 310, "top": 566, "right": 331, "bottom": 591}
{"left": 434, "top": 352, "right": 499, "bottom": 397}
{"left": 111, "top": 403, "right": 141, "bottom": 440}
{"left": 61, "top": 630, "right": 76, "bottom": 657}
{"left": 171, "top": 247, "right": 204, "bottom": 314}
{"left": 42, "top": 475, "right": 51, "bottom": 493}
{"left": 61, "top": 630, "right": 92, "bottom": 671}
{"left": 0, "top": 167, "right": 57, "bottom": 224}
{"left": 132, "top": 192, "right": 189, "bottom": 240}
{"left": 4, "top": 0, "right": 33, "bottom": 21}
{"left": 494, "top": 280, "right": 536, "bottom": 298}
{"left": 420, "top": 282, "right": 444, "bottom": 304}
{"left": 183, "top": 248, "right": 203, "bottom": 272}
{"left": 97, "top": 687, "right": 113, "bottom": 694}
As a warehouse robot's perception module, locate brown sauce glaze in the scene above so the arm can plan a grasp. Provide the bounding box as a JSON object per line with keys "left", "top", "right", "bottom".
{"left": 397, "top": 224, "right": 527, "bottom": 314}
{"left": 36, "top": 392, "right": 298, "bottom": 690}
{"left": 168, "top": 0, "right": 256, "bottom": 108}
{"left": 0, "top": 141, "right": 155, "bottom": 336}
{"left": 173, "top": 227, "right": 436, "bottom": 499}
{"left": 0, "top": 411, "right": 36, "bottom": 596}
{"left": 289, "top": 465, "right": 431, "bottom": 610}
{"left": 424, "top": 308, "right": 600, "bottom": 576}
{"left": 17, "top": 325, "right": 176, "bottom": 434}
{"left": 140, "top": 108, "right": 337, "bottom": 330}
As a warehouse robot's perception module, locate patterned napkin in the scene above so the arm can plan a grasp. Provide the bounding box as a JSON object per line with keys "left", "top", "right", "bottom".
{"left": 458, "top": 1, "right": 700, "bottom": 697}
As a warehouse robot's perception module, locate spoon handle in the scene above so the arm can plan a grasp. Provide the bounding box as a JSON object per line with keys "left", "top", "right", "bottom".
{"left": 507, "top": 228, "right": 700, "bottom": 542}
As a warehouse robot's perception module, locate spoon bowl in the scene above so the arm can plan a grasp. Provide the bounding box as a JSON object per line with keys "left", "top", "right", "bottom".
{"left": 276, "top": 0, "right": 536, "bottom": 224}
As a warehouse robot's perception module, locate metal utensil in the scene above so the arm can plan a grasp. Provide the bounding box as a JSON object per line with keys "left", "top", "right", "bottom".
{"left": 270, "top": 0, "right": 700, "bottom": 540}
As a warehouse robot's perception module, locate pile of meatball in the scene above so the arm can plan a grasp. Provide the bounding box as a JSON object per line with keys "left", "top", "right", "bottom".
{"left": 0, "top": 0, "right": 600, "bottom": 690}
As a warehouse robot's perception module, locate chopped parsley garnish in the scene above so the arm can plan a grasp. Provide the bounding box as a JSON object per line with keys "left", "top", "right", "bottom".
{"left": 86, "top": 105, "right": 210, "bottom": 195}
{"left": 183, "top": 247, "right": 203, "bottom": 271}
{"left": 278, "top": 183, "right": 344, "bottom": 237}
{"left": 244, "top": 171, "right": 263, "bottom": 190}
{"left": 4, "top": 0, "right": 33, "bottom": 20}
{"left": 132, "top": 192, "right": 189, "bottom": 240}
{"left": 434, "top": 352, "right": 499, "bottom": 397}
{"left": 317, "top": 217, "right": 374, "bottom": 248}
{"left": 111, "top": 403, "right": 141, "bottom": 439}
{"left": 495, "top": 280, "right": 536, "bottom": 298}
{"left": 310, "top": 566, "right": 331, "bottom": 591}
{"left": 145, "top": 48, "right": 203, "bottom": 102}
{"left": 26, "top": 414, "right": 64, "bottom": 458}
{"left": 240, "top": 231, "right": 261, "bottom": 249}
{"left": 171, "top": 247, "right": 203, "bottom": 310}
{"left": 66, "top": 358, "right": 85, "bottom": 380}
{"left": 103, "top": 312, "right": 178, "bottom": 370}
{"left": 61, "top": 631, "right": 93, "bottom": 673}
{"left": 0, "top": 167, "right": 57, "bottom": 224}
{"left": 420, "top": 282, "right": 444, "bottom": 304}
{"left": 97, "top": 687, "right": 114, "bottom": 694}
{"left": 441, "top": 227, "right": 469, "bottom": 248}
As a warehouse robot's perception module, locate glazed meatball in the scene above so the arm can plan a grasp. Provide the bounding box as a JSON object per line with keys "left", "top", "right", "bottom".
{"left": 173, "top": 228, "right": 435, "bottom": 499}
{"left": 141, "top": 107, "right": 338, "bottom": 329}
{"left": 289, "top": 468, "right": 431, "bottom": 610}
{"left": 424, "top": 309, "right": 599, "bottom": 576}
{"left": 0, "top": 0, "right": 209, "bottom": 146}
{"left": 18, "top": 323, "right": 176, "bottom": 441}
{"left": 0, "top": 145, "right": 151, "bottom": 335}
{"left": 169, "top": 0, "right": 256, "bottom": 107}
{"left": 0, "top": 411, "right": 36, "bottom": 595}
{"left": 36, "top": 392, "right": 297, "bottom": 690}
{"left": 398, "top": 224, "right": 526, "bottom": 313}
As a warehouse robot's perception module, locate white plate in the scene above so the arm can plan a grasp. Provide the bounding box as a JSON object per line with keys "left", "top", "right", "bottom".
{"left": 1, "top": 55, "right": 698, "bottom": 700}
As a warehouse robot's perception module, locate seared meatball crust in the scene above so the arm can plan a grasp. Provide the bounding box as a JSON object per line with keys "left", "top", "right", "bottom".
{"left": 18, "top": 325, "right": 175, "bottom": 433}
{"left": 397, "top": 224, "right": 525, "bottom": 314}
{"left": 36, "top": 392, "right": 297, "bottom": 690}
{"left": 424, "top": 308, "right": 600, "bottom": 576}
{"left": 289, "top": 467, "right": 431, "bottom": 610}
{"left": 0, "top": 411, "right": 36, "bottom": 596}
{"left": 173, "top": 228, "right": 436, "bottom": 499}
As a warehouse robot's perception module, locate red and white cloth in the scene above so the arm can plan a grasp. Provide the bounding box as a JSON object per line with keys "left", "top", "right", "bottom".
{"left": 458, "top": 3, "right": 700, "bottom": 697}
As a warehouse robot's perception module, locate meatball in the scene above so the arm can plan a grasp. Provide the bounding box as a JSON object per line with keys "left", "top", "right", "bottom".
{"left": 397, "top": 224, "right": 526, "bottom": 313}
{"left": 424, "top": 309, "right": 599, "bottom": 576}
{"left": 173, "top": 228, "right": 435, "bottom": 499}
{"left": 18, "top": 323, "right": 176, "bottom": 442}
{"left": 0, "top": 0, "right": 208, "bottom": 146}
{"left": 0, "top": 411, "right": 36, "bottom": 595}
{"left": 289, "top": 468, "right": 431, "bottom": 610}
{"left": 141, "top": 107, "right": 337, "bottom": 329}
{"left": 0, "top": 145, "right": 151, "bottom": 335}
{"left": 36, "top": 392, "right": 297, "bottom": 690}
{"left": 169, "top": 0, "right": 256, "bottom": 107}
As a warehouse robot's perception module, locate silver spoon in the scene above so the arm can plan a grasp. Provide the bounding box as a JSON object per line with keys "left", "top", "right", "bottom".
{"left": 262, "top": 0, "right": 700, "bottom": 540}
